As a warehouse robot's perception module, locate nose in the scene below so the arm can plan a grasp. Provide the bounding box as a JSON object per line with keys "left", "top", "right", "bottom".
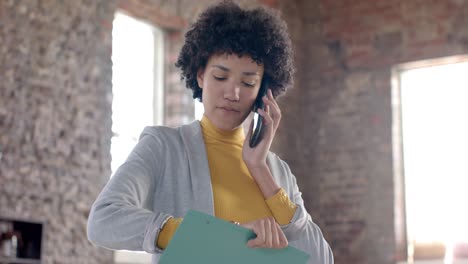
{"left": 224, "top": 82, "right": 240, "bottom": 102}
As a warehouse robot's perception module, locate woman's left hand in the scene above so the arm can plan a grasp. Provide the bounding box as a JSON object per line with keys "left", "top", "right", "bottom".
{"left": 241, "top": 217, "right": 288, "bottom": 249}
{"left": 242, "top": 89, "right": 281, "bottom": 170}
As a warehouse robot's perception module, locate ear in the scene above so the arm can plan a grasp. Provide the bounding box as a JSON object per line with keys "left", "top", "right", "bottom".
{"left": 197, "top": 68, "right": 205, "bottom": 89}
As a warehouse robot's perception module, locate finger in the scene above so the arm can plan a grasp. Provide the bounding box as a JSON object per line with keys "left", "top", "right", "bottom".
{"left": 263, "top": 93, "right": 281, "bottom": 123}
{"left": 265, "top": 218, "right": 272, "bottom": 248}
{"left": 265, "top": 104, "right": 271, "bottom": 120}
{"left": 248, "top": 233, "right": 264, "bottom": 248}
{"left": 258, "top": 107, "right": 273, "bottom": 127}
{"left": 243, "top": 118, "right": 254, "bottom": 149}
{"left": 268, "top": 89, "right": 278, "bottom": 107}
{"left": 257, "top": 220, "right": 266, "bottom": 247}
{"left": 262, "top": 99, "right": 280, "bottom": 129}
{"left": 247, "top": 238, "right": 258, "bottom": 248}
{"left": 271, "top": 220, "right": 280, "bottom": 248}
{"left": 277, "top": 224, "right": 288, "bottom": 248}
{"left": 247, "top": 221, "right": 266, "bottom": 248}
{"left": 268, "top": 89, "right": 281, "bottom": 112}
{"left": 245, "top": 117, "right": 254, "bottom": 138}
{"left": 264, "top": 89, "right": 279, "bottom": 111}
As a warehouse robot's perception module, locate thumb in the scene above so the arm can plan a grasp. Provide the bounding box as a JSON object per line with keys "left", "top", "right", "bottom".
{"left": 244, "top": 117, "right": 254, "bottom": 141}
{"left": 247, "top": 239, "right": 259, "bottom": 248}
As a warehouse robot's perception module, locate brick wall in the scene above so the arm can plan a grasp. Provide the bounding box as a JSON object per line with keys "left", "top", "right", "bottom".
{"left": 276, "top": 1, "right": 468, "bottom": 264}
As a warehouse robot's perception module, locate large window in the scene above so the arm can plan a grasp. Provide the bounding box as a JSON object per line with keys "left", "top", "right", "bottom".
{"left": 393, "top": 57, "right": 468, "bottom": 264}
{"left": 111, "top": 11, "right": 164, "bottom": 264}
{"left": 111, "top": 12, "right": 164, "bottom": 175}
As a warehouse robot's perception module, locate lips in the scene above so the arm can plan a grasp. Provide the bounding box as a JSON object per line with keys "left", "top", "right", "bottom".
{"left": 218, "top": 106, "right": 240, "bottom": 113}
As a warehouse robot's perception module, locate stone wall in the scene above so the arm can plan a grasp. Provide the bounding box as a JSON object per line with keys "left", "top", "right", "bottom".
{"left": 0, "top": 0, "right": 116, "bottom": 263}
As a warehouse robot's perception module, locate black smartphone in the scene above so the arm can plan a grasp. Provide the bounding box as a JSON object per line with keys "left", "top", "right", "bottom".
{"left": 249, "top": 77, "right": 269, "bottom": 148}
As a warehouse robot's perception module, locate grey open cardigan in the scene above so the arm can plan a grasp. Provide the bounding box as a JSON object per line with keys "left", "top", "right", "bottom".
{"left": 87, "top": 121, "right": 333, "bottom": 264}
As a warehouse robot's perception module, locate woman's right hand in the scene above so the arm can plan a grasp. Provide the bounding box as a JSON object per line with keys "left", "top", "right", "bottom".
{"left": 241, "top": 217, "right": 288, "bottom": 249}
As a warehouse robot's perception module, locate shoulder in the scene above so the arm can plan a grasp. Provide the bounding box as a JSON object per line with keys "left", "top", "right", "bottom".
{"left": 140, "top": 121, "right": 200, "bottom": 141}
{"left": 139, "top": 121, "right": 202, "bottom": 146}
{"left": 140, "top": 125, "right": 179, "bottom": 140}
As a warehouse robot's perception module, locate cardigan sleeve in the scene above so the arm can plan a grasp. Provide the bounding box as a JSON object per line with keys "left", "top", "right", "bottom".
{"left": 156, "top": 217, "right": 183, "bottom": 249}
{"left": 267, "top": 153, "right": 334, "bottom": 264}
{"left": 87, "top": 127, "right": 172, "bottom": 254}
{"left": 265, "top": 188, "right": 298, "bottom": 225}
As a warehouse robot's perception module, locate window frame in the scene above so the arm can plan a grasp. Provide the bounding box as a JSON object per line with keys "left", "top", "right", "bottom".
{"left": 391, "top": 54, "right": 468, "bottom": 263}
{"left": 111, "top": 10, "right": 165, "bottom": 264}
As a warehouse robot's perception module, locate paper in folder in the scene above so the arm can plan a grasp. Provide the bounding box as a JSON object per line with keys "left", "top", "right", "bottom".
{"left": 159, "top": 210, "right": 310, "bottom": 264}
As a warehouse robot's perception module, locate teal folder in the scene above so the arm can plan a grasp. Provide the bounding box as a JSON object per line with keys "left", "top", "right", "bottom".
{"left": 159, "top": 210, "right": 310, "bottom": 264}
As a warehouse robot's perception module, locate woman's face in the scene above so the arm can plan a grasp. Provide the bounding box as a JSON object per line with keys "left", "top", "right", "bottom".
{"left": 197, "top": 53, "right": 264, "bottom": 131}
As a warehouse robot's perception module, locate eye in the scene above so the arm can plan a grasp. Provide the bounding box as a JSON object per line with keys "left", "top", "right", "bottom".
{"left": 213, "top": 76, "right": 227, "bottom": 81}
{"left": 243, "top": 82, "right": 255, "bottom": 88}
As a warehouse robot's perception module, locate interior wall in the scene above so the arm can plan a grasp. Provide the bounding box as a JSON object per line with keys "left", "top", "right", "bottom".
{"left": 0, "top": 0, "right": 261, "bottom": 263}
{"left": 276, "top": 0, "right": 468, "bottom": 264}
{"left": 0, "top": 0, "right": 116, "bottom": 263}
{"left": 4, "top": 0, "right": 468, "bottom": 263}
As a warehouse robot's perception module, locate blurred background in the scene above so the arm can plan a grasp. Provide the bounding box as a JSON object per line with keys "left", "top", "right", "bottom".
{"left": 1, "top": 0, "right": 467, "bottom": 263}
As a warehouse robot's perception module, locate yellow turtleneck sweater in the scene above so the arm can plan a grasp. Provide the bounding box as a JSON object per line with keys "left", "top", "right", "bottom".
{"left": 156, "top": 115, "right": 297, "bottom": 249}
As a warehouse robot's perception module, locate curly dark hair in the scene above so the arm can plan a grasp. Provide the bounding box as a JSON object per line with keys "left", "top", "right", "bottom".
{"left": 175, "top": 0, "right": 294, "bottom": 101}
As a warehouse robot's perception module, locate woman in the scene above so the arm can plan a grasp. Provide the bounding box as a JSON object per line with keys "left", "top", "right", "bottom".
{"left": 87, "top": 1, "right": 333, "bottom": 263}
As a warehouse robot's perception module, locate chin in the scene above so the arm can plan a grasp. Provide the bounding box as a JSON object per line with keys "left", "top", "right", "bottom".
{"left": 214, "top": 118, "right": 241, "bottom": 131}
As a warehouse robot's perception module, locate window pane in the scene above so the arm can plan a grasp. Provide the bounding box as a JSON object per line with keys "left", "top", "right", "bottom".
{"left": 401, "top": 62, "right": 468, "bottom": 248}
{"left": 111, "top": 13, "right": 155, "bottom": 175}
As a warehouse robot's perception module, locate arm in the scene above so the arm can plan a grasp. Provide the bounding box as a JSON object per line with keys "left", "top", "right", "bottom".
{"left": 247, "top": 165, "right": 297, "bottom": 226}
{"left": 268, "top": 154, "right": 334, "bottom": 264}
{"left": 265, "top": 153, "right": 308, "bottom": 241}
{"left": 241, "top": 161, "right": 334, "bottom": 262}
{"left": 242, "top": 90, "right": 333, "bottom": 261}
{"left": 87, "top": 129, "right": 171, "bottom": 254}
